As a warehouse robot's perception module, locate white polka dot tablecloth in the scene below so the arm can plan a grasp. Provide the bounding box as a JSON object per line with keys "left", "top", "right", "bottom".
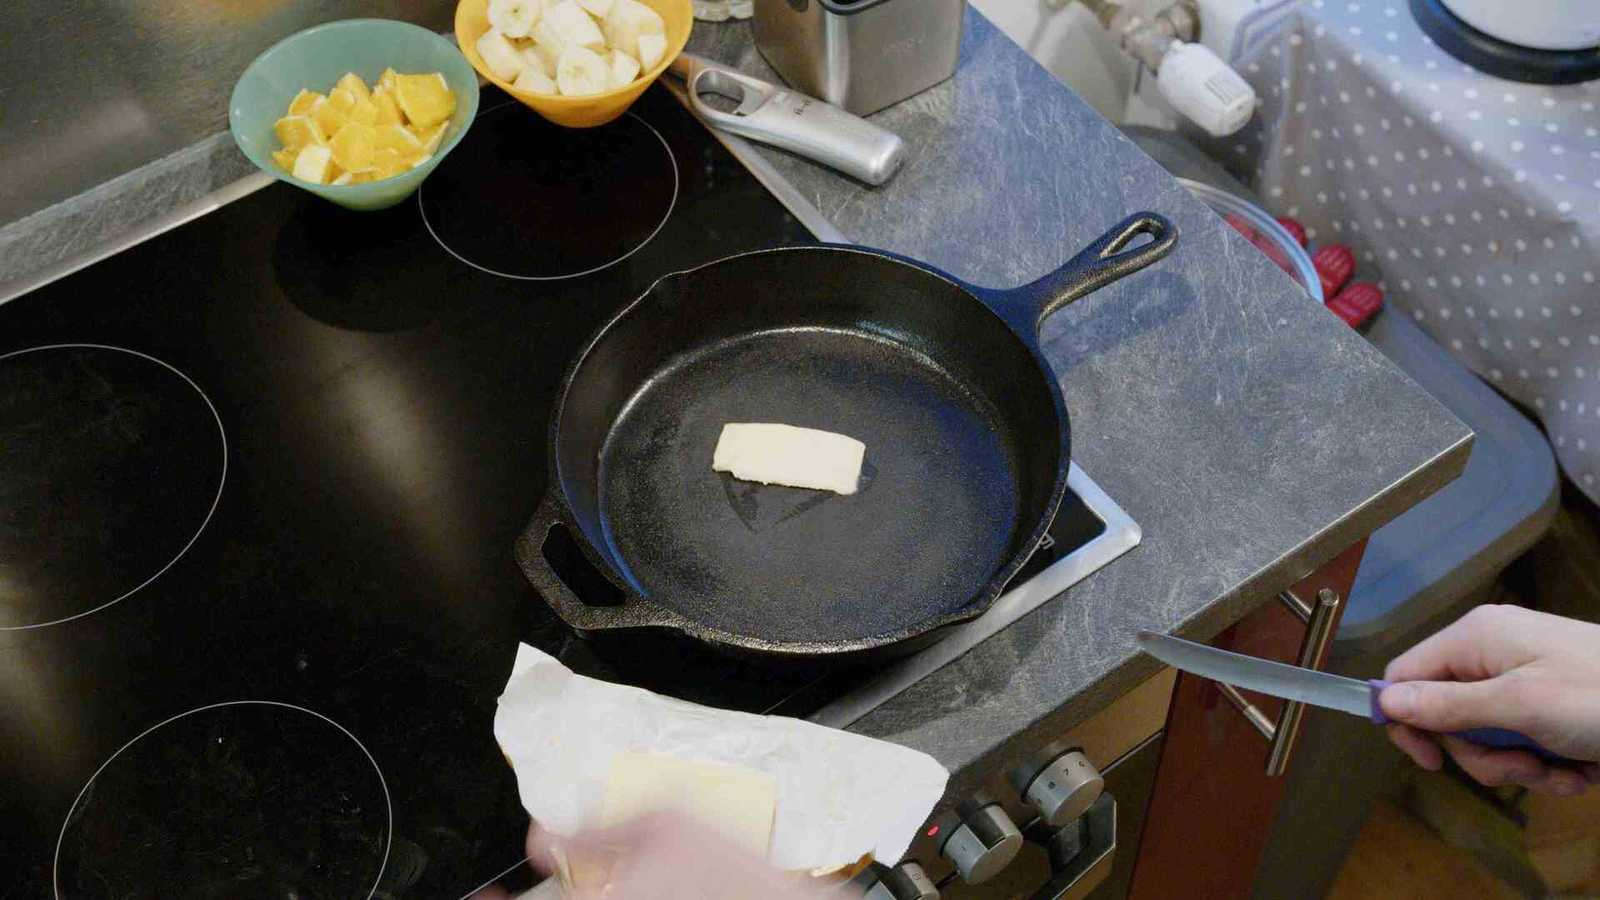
{"left": 1197, "top": 1, "right": 1600, "bottom": 502}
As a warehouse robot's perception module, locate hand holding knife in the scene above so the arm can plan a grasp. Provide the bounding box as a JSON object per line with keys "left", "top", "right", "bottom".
{"left": 1137, "top": 626, "right": 1595, "bottom": 773}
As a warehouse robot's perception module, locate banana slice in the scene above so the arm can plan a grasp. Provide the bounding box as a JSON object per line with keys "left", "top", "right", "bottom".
{"left": 544, "top": 0, "right": 606, "bottom": 52}
{"left": 476, "top": 28, "right": 527, "bottom": 81}
{"left": 514, "top": 64, "right": 559, "bottom": 95}
{"left": 488, "top": 0, "right": 540, "bottom": 37}
{"left": 555, "top": 45, "right": 610, "bottom": 96}
{"left": 602, "top": 0, "right": 665, "bottom": 60}
{"left": 578, "top": 0, "right": 614, "bottom": 17}
{"left": 518, "top": 44, "right": 549, "bottom": 76}
{"left": 608, "top": 48, "right": 641, "bottom": 87}
{"left": 635, "top": 32, "right": 668, "bottom": 71}
{"left": 529, "top": 21, "right": 564, "bottom": 74}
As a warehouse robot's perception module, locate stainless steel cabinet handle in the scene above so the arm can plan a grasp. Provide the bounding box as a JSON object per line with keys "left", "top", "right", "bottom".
{"left": 1215, "top": 588, "right": 1343, "bottom": 776}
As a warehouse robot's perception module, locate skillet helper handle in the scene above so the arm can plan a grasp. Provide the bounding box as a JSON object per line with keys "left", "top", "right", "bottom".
{"left": 669, "top": 53, "right": 906, "bottom": 186}
{"left": 1366, "top": 679, "right": 1586, "bottom": 767}
{"left": 1006, "top": 212, "right": 1178, "bottom": 335}
{"left": 513, "top": 493, "right": 680, "bottom": 632}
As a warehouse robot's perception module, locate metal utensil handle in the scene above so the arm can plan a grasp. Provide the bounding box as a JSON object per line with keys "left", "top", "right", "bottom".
{"left": 996, "top": 212, "right": 1178, "bottom": 339}
{"left": 670, "top": 53, "right": 907, "bottom": 186}
{"left": 1367, "top": 679, "right": 1585, "bottom": 767}
{"left": 512, "top": 493, "right": 682, "bottom": 632}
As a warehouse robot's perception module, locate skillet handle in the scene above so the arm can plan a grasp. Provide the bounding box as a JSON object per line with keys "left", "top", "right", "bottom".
{"left": 999, "top": 212, "right": 1177, "bottom": 338}
{"left": 513, "top": 492, "right": 684, "bottom": 633}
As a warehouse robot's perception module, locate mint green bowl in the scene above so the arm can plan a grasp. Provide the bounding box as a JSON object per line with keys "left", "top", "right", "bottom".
{"left": 230, "top": 19, "right": 479, "bottom": 211}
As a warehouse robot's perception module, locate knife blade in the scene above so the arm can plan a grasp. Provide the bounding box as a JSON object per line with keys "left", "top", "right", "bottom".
{"left": 1136, "top": 631, "right": 1585, "bottom": 766}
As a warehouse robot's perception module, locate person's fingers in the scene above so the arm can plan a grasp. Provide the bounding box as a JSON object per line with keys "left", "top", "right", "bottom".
{"left": 1378, "top": 677, "right": 1530, "bottom": 734}
{"left": 1386, "top": 723, "right": 1444, "bottom": 770}
{"left": 1384, "top": 605, "right": 1538, "bottom": 683}
{"left": 1543, "top": 768, "right": 1592, "bottom": 797}
{"left": 1585, "top": 764, "right": 1600, "bottom": 786}
{"left": 526, "top": 821, "right": 562, "bottom": 877}
{"left": 1439, "top": 735, "right": 1549, "bottom": 790}
{"left": 469, "top": 887, "right": 511, "bottom": 900}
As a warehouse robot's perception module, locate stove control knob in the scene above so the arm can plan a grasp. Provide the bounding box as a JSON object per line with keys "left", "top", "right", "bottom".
{"left": 1018, "top": 749, "right": 1104, "bottom": 828}
{"left": 860, "top": 861, "right": 939, "bottom": 900}
{"left": 940, "top": 804, "right": 1022, "bottom": 884}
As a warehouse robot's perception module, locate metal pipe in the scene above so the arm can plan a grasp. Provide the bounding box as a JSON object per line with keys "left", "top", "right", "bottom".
{"left": 1217, "top": 682, "right": 1278, "bottom": 741}
{"left": 1265, "top": 589, "right": 1342, "bottom": 776}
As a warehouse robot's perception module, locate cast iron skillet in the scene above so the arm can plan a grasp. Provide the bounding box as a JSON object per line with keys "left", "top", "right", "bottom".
{"left": 515, "top": 212, "right": 1176, "bottom": 660}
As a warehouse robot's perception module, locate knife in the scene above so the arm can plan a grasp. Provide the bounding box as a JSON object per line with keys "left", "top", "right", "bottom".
{"left": 1136, "top": 630, "right": 1585, "bottom": 766}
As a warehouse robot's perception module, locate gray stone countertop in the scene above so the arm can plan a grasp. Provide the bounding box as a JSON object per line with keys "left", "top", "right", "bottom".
{"left": 690, "top": 11, "right": 1472, "bottom": 783}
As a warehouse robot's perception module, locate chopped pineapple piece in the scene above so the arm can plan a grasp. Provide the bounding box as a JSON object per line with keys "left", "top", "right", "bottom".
{"left": 393, "top": 73, "right": 456, "bottom": 130}
{"left": 335, "top": 72, "right": 372, "bottom": 103}
{"left": 272, "top": 68, "right": 454, "bottom": 186}
{"left": 292, "top": 145, "right": 335, "bottom": 183}
{"left": 311, "top": 95, "right": 346, "bottom": 136}
{"left": 328, "top": 122, "right": 380, "bottom": 173}
{"left": 374, "top": 123, "right": 424, "bottom": 158}
{"left": 370, "top": 147, "right": 411, "bottom": 179}
{"left": 371, "top": 88, "right": 404, "bottom": 126}
{"left": 349, "top": 96, "right": 382, "bottom": 127}
{"left": 288, "top": 89, "right": 324, "bottom": 116}
{"left": 414, "top": 121, "right": 449, "bottom": 155}
{"left": 328, "top": 86, "right": 361, "bottom": 114}
{"left": 274, "top": 115, "right": 326, "bottom": 151}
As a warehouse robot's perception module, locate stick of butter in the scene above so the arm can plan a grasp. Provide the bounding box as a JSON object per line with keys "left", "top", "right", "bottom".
{"left": 602, "top": 751, "right": 779, "bottom": 858}
{"left": 712, "top": 423, "right": 866, "bottom": 495}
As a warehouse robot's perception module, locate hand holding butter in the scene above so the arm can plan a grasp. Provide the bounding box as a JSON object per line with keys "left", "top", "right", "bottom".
{"left": 491, "top": 645, "right": 947, "bottom": 892}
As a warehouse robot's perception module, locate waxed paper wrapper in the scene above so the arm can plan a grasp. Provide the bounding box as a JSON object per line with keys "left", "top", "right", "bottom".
{"left": 494, "top": 643, "right": 949, "bottom": 872}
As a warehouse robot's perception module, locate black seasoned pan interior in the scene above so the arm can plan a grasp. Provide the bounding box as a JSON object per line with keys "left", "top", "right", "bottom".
{"left": 546, "top": 248, "right": 1059, "bottom": 651}
{"left": 519, "top": 214, "right": 1175, "bottom": 657}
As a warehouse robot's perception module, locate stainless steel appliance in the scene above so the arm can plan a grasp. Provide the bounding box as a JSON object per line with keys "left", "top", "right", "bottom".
{"left": 751, "top": 0, "right": 967, "bottom": 116}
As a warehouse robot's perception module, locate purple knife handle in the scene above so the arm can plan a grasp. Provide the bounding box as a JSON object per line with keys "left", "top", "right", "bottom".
{"left": 1368, "top": 679, "right": 1584, "bottom": 766}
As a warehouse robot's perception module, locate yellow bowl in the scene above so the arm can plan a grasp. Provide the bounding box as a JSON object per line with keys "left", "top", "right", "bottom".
{"left": 455, "top": 0, "right": 692, "bottom": 128}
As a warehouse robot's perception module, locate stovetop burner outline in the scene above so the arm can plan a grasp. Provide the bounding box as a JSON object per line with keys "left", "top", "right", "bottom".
{"left": 0, "top": 343, "right": 228, "bottom": 632}
{"left": 52, "top": 699, "right": 393, "bottom": 900}
{"left": 417, "top": 103, "right": 680, "bottom": 282}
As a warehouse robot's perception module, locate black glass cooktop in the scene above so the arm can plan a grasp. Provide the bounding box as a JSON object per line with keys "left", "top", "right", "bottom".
{"left": 0, "top": 86, "right": 1103, "bottom": 898}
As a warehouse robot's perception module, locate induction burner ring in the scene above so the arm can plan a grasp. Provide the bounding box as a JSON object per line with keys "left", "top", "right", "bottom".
{"left": 0, "top": 344, "right": 228, "bottom": 631}
{"left": 53, "top": 700, "right": 393, "bottom": 900}
{"left": 417, "top": 103, "right": 679, "bottom": 281}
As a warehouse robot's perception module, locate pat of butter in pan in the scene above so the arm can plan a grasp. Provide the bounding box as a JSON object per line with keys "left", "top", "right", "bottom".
{"left": 712, "top": 423, "right": 866, "bottom": 495}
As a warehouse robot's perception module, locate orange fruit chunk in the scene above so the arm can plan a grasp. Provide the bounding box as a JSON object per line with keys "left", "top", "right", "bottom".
{"left": 378, "top": 67, "right": 400, "bottom": 93}
{"left": 328, "top": 121, "right": 380, "bottom": 173}
{"left": 393, "top": 73, "right": 455, "bottom": 130}
{"left": 271, "top": 147, "right": 299, "bottom": 171}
